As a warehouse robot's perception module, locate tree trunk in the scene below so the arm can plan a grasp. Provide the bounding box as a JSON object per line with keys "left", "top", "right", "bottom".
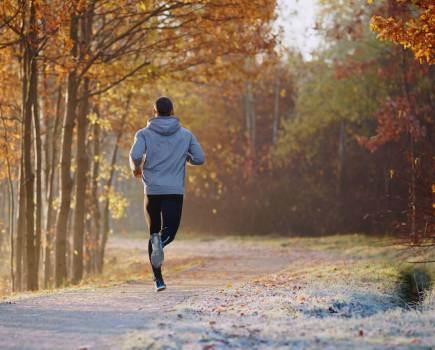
{"left": 33, "top": 66, "right": 42, "bottom": 283}
{"left": 337, "top": 120, "right": 346, "bottom": 197}
{"left": 244, "top": 81, "right": 256, "bottom": 177}
{"left": 24, "top": 58, "right": 38, "bottom": 290}
{"left": 15, "top": 144, "right": 25, "bottom": 291}
{"left": 0, "top": 115, "right": 16, "bottom": 291}
{"left": 250, "top": 85, "right": 257, "bottom": 211}
{"left": 7, "top": 152, "right": 15, "bottom": 292}
{"left": 44, "top": 86, "right": 62, "bottom": 288}
{"left": 22, "top": 0, "right": 39, "bottom": 291}
{"left": 247, "top": 82, "right": 256, "bottom": 152}
{"left": 87, "top": 111, "right": 101, "bottom": 274}
{"left": 72, "top": 2, "right": 95, "bottom": 283}
{"left": 72, "top": 79, "right": 90, "bottom": 284}
{"left": 244, "top": 82, "right": 251, "bottom": 140}
{"left": 400, "top": 50, "right": 417, "bottom": 242}
{"left": 409, "top": 134, "right": 417, "bottom": 242}
{"left": 272, "top": 78, "right": 280, "bottom": 145}
{"left": 99, "top": 95, "right": 131, "bottom": 272}
{"left": 55, "top": 10, "right": 79, "bottom": 287}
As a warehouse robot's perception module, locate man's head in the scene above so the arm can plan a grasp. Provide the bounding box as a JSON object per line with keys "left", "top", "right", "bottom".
{"left": 154, "top": 96, "right": 174, "bottom": 116}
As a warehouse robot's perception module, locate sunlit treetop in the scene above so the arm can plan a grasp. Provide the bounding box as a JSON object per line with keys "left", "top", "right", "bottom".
{"left": 368, "top": 0, "right": 434, "bottom": 64}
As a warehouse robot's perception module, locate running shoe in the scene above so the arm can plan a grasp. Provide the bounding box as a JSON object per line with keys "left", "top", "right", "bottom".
{"left": 155, "top": 277, "right": 166, "bottom": 292}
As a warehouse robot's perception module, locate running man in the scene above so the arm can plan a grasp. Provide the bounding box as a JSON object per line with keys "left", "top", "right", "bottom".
{"left": 129, "top": 96, "right": 205, "bottom": 291}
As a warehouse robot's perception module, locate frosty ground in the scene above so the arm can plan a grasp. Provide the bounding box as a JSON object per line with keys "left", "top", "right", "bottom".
{"left": 1, "top": 234, "right": 434, "bottom": 350}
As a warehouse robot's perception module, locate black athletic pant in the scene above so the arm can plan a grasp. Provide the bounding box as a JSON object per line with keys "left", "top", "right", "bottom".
{"left": 144, "top": 194, "right": 183, "bottom": 278}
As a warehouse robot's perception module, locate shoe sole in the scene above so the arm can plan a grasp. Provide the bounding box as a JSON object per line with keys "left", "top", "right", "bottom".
{"left": 156, "top": 285, "right": 166, "bottom": 292}
{"left": 151, "top": 235, "right": 164, "bottom": 268}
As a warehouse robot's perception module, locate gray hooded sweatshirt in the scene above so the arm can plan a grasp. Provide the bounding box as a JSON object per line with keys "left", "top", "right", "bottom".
{"left": 129, "top": 116, "right": 205, "bottom": 195}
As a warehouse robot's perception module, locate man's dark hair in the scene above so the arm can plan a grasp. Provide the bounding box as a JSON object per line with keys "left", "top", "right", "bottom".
{"left": 155, "top": 96, "right": 173, "bottom": 116}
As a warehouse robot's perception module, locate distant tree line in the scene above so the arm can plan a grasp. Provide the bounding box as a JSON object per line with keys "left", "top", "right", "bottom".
{"left": 174, "top": 0, "right": 434, "bottom": 243}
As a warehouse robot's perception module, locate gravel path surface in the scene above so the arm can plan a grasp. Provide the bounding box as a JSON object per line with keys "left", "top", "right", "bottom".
{"left": 1, "top": 237, "right": 434, "bottom": 350}
{"left": 0, "top": 238, "right": 296, "bottom": 350}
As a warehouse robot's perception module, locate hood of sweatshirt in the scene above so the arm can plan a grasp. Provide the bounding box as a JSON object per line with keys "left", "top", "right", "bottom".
{"left": 147, "top": 116, "right": 181, "bottom": 136}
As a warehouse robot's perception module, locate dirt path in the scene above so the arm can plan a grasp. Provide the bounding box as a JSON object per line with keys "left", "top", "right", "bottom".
{"left": 0, "top": 238, "right": 296, "bottom": 350}
{"left": 2, "top": 237, "right": 434, "bottom": 350}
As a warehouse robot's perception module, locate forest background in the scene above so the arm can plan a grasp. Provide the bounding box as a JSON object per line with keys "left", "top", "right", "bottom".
{"left": 0, "top": 0, "right": 433, "bottom": 293}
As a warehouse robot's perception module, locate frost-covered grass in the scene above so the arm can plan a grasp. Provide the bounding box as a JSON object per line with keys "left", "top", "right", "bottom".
{"left": 123, "top": 235, "right": 435, "bottom": 350}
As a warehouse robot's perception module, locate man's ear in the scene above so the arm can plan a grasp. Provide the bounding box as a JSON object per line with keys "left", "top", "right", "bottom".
{"left": 170, "top": 108, "right": 174, "bottom": 116}
{"left": 153, "top": 105, "right": 158, "bottom": 116}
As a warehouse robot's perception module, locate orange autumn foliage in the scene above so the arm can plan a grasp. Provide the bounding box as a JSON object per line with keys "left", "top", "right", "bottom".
{"left": 369, "top": 0, "right": 434, "bottom": 64}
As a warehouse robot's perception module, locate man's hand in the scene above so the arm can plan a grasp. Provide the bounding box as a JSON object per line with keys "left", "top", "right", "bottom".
{"left": 133, "top": 168, "right": 142, "bottom": 178}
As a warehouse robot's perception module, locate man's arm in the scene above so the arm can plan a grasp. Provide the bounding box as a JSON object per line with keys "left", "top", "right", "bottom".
{"left": 129, "top": 130, "right": 147, "bottom": 176}
{"left": 187, "top": 133, "right": 205, "bottom": 165}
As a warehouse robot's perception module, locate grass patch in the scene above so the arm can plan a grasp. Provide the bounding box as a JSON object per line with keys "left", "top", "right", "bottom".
{"left": 397, "top": 267, "right": 433, "bottom": 308}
